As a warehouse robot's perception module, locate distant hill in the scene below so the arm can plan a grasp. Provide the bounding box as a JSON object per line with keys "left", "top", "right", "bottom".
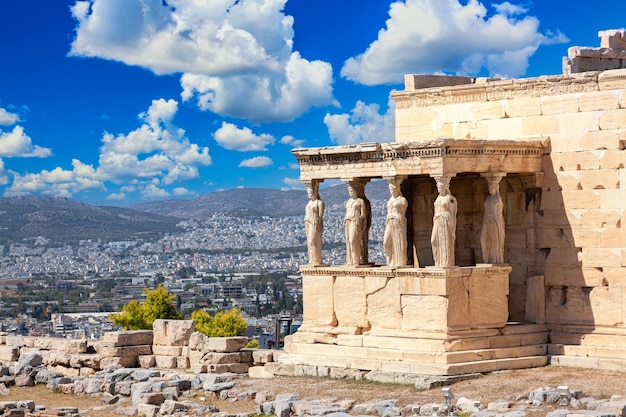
{"left": 0, "top": 196, "right": 181, "bottom": 245}
{"left": 130, "top": 180, "right": 390, "bottom": 219}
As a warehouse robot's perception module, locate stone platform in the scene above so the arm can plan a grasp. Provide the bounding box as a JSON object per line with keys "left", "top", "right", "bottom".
{"left": 273, "top": 265, "right": 548, "bottom": 377}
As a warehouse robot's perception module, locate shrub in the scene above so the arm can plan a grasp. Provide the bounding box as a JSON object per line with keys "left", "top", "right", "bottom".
{"left": 192, "top": 307, "right": 247, "bottom": 337}
{"left": 110, "top": 285, "right": 183, "bottom": 330}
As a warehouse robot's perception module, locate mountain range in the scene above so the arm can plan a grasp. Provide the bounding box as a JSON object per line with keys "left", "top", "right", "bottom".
{"left": 0, "top": 181, "right": 391, "bottom": 244}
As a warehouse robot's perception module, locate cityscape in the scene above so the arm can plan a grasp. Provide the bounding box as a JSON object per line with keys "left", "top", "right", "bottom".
{"left": 0, "top": 193, "right": 388, "bottom": 345}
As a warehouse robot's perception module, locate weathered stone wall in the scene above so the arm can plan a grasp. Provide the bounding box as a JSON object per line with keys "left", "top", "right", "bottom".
{"left": 0, "top": 321, "right": 269, "bottom": 377}
{"left": 392, "top": 68, "right": 626, "bottom": 332}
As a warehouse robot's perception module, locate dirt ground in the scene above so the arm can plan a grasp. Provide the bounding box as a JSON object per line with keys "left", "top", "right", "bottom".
{"left": 3, "top": 365, "right": 625, "bottom": 416}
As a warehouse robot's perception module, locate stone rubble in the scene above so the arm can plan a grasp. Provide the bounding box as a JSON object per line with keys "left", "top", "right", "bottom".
{"left": 0, "top": 358, "right": 622, "bottom": 417}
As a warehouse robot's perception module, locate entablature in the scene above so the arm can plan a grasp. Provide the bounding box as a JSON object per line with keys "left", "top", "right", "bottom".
{"left": 292, "top": 138, "right": 549, "bottom": 182}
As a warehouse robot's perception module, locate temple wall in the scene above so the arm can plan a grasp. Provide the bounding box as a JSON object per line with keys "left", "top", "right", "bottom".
{"left": 392, "top": 68, "right": 626, "bottom": 331}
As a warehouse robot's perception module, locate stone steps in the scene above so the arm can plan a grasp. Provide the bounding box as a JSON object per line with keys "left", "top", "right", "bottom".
{"left": 272, "top": 352, "right": 548, "bottom": 376}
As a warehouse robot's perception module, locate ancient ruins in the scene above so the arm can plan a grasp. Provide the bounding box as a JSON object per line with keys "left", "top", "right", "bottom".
{"left": 275, "top": 29, "right": 626, "bottom": 378}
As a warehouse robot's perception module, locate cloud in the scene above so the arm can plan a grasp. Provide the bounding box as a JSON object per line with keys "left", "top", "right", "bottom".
{"left": 0, "top": 126, "right": 52, "bottom": 158}
{"left": 341, "top": 0, "right": 568, "bottom": 85}
{"left": 324, "top": 99, "right": 395, "bottom": 145}
{"left": 238, "top": 156, "right": 273, "bottom": 168}
{"left": 106, "top": 192, "right": 126, "bottom": 201}
{"left": 142, "top": 184, "right": 170, "bottom": 199}
{"left": 280, "top": 135, "right": 304, "bottom": 148}
{"left": 5, "top": 99, "right": 211, "bottom": 199}
{"left": 70, "top": 0, "right": 334, "bottom": 123}
{"left": 173, "top": 187, "right": 194, "bottom": 196}
{"left": 0, "top": 108, "right": 19, "bottom": 126}
{"left": 282, "top": 176, "right": 304, "bottom": 189}
{"left": 213, "top": 122, "right": 275, "bottom": 151}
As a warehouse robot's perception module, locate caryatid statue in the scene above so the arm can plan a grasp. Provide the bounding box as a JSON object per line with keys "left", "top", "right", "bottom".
{"left": 304, "top": 181, "right": 324, "bottom": 265}
{"left": 480, "top": 174, "right": 505, "bottom": 264}
{"left": 384, "top": 177, "right": 408, "bottom": 267}
{"left": 344, "top": 182, "right": 367, "bottom": 266}
{"left": 430, "top": 175, "right": 457, "bottom": 267}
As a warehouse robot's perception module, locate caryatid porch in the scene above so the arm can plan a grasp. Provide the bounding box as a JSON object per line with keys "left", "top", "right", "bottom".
{"left": 274, "top": 138, "right": 551, "bottom": 377}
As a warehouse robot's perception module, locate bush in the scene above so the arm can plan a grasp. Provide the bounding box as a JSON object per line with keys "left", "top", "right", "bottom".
{"left": 110, "top": 285, "right": 183, "bottom": 330}
{"left": 192, "top": 307, "right": 247, "bottom": 337}
{"left": 245, "top": 339, "right": 260, "bottom": 349}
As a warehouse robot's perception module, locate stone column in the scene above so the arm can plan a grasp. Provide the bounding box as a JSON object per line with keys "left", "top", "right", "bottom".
{"left": 304, "top": 180, "right": 324, "bottom": 266}
{"left": 383, "top": 175, "right": 408, "bottom": 267}
{"left": 430, "top": 174, "right": 457, "bottom": 267}
{"left": 480, "top": 173, "right": 506, "bottom": 264}
{"left": 343, "top": 179, "right": 370, "bottom": 266}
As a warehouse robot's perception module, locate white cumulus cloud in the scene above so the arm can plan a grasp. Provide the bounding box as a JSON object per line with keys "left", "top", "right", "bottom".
{"left": 0, "top": 108, "right": 19, "bottom": 126}
{"left": 341, "top": 0, "right": 568, "bottom": 85}
{"left": 70, "top": 0, "right": 334, "bottom": 123}
{"left": 238, "top": 156, "right": 273, "bottom": 168}
{"left": 213, "top": 122, "right": 275, "bottom": 152}
{"left": 280, "top": 135, "right": 304, "bottom": 148}
{"left": 0, "top": 126, "right": 52, "bottom": 158}
{"left": 106, "top": 192, "right": 126, "bottom": 201}
{"left": 324, "top": 99, "right": 395, "bottom": 145}
{"left": 5, "top": 99, "right": 211, "bottom": 199}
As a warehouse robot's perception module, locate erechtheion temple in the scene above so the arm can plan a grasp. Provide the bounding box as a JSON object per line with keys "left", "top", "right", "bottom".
{"left": 276, "top": 29, "right": 626, "bottom": 378}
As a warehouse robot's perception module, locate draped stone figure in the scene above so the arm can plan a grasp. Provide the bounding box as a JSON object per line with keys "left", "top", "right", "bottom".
{"left": 480, "top": 177, "right": 505, "bottom": 264}
{"left": 304, "top": 182, "right": 324, "bottom": 265}
{"left": 431, "top": 176, "right": 457, "bottom": 267}
{"left": 344, "top": 184, "right": 366, "bottom": 266}
{"left": 384, "top": 180, "right": 408, "bottom": 267}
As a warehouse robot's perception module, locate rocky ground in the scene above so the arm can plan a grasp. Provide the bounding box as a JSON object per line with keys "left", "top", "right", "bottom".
{"left": 3, "top": 364, "right": 626, "bottom": 417}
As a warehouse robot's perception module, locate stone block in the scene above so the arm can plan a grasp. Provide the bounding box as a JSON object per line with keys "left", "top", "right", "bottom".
{"left": 100, "top": 356, "right": 137, "bottom": 369}
{"left": 579, "top": 91, "right": 620, "bottom": 112}
{"left": 468, "top": 272, "right": 509, "bottom": 329}
{"left": 590, "top": 287, "right": 623, "bottom": 327}
{"left": 562, "top": 190, "right": 601, "bottom": 209}
{"left": 251, "top": 349, "right": 273, "bottom": 364}
{"left": 248, "top": 366, "right": 275, "bottom": 379}
{"left": 600, "top": 147, "right": 626, "bottom": 168}
{"left": 0, "top": 346, "right": 18, "bottom": 362}
{"left": 176, "top": 356, "right": 189, "bottom": 369}
{"left": 601, "top": 229, "right": 626, "bottom": 247}
{"left": 154, "top": 355, "right": 177, "bottom": 369}
{"left": 333, "top": 274, "right": 368, "bottom": 328}
{"left": 151, "top": 345, "right": 182, "bottom": 356}
{"left": 206, "top": 337, "right": 248, "bottom": 353}
{"left": 402, "top": 295, "right": 451, "bottom": 331}
{"left": 137, "top": 355, "right": 156, "bottom": 369}
{"left": 434, "top": 103, "right": 474, "bottom": 124}
{"left": 525, "top": 275, "right": 545, "bottom": 324}
{"left": 599, "top": 109, "right": 626, "bottom": 130}
{"left": 522, "top": 116, "right": 559, "bottom": 136}
{"left": 583, "top": 248, "right": 622, "bottom": 267}
{"left": 505, "top": 97, "right": 541, "bottom": 118}
{"left": 454, "top": 120, "right": 488, "bottom": 139}
{"left": 470, "top": 101, "right": 505, "bottom": 120}
{"left": 486, "top": 117, "right": 523, "bottom": 139}
{"left": 541, "top": 95, "right": 579, "bottom": 115}
{"left": 98, "top": 345, "right": 152, "bottom": 358}
{"left": 581, "top": 130, "right": 624, "bottom": 150}
{"left": 152, "top": 320, "right": 195, "bottom": 346}
{"left": 580, "top": 209, "right": 622, "bottom": 228}
{"left": 598, "top": 189, "right": 626, "bottom": 209}
{"left": 101, "top": 331, "right": 153, "bottom": 347}
{"left": 365, "top": 275, "right": 402, "bottom": 329}
{"left": 302, "top": 274, "right": 336, "bottom": 326}
{"left": 558, "top": 150, "right": 600, "bottom": 171}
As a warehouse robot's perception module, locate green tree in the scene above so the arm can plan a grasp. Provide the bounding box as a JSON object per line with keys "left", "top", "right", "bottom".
{"left": 192, "top": 307, "right": 247, "bottom": 337}
{"left": 110, "top": 285, "right": 183, "bottom": 330}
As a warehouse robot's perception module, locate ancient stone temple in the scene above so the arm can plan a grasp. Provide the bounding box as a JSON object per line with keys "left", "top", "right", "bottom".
{"left": 273, "top": 30, "right": 626, "bottom": 379}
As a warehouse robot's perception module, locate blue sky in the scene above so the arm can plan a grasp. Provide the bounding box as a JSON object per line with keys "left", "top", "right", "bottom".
{"left": 0, "top": 0, "right": 623, "bottom": 206}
